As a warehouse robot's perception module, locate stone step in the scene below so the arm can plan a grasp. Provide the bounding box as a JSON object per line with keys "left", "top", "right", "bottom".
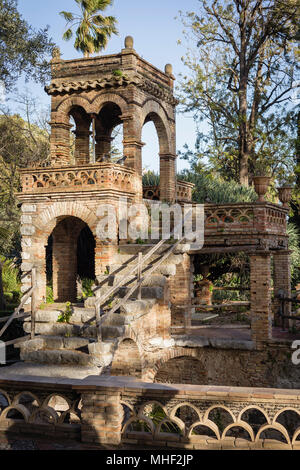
{"left": 95, "top": 273, "right": 167, "bottom": 289}
{"left": 107, "top": 263, "right": 177, "bottom": 277}
{"left": 23, "top": 348, "right": 97, "bottom": 367}
{"left": 23, "top": 321, "right": 125, "bottom": 341}
{"left": 85, "top": 285, "right": 164, "bottom": 307}
{"left": 35, "top": 307, "right": 95, "bottom": 324}
{"left": 120, "top": 299, "right": 156, "bottom": 317}
{"left": 0, "top": 362, "right": 100, "bottom": 379}
{"left": 17, "top": 336, "right": 94, "bottom": 356}
{"left": 115, "top": 252, "right": 183, "bottom": 266}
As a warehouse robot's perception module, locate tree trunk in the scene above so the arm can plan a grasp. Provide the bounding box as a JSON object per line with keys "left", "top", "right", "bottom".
{"left": 239, "top": 78, "right": 250, "bottom": 186}
{"left": 238, "top": 7, "right": 249, "bottom": 187}
{"left": 296, "top": 110, "right": 300, "bottom": 190}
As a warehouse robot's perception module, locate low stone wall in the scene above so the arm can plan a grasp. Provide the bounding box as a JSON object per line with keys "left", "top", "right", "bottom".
{"left": 0, "top": 375, "right": 299, "bottom": 450}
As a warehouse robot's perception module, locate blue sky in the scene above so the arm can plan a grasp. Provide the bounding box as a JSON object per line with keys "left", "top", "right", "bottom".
{"left": 16, "top": 0, "right": 202, "bottom": 172}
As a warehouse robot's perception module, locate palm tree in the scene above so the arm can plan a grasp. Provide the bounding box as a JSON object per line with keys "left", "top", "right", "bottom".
{"left": 60, "top": 0, "right": 118, "bottom": 57}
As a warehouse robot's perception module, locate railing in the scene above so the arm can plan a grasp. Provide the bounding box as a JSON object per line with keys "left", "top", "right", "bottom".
{"left": 0, "top": 375, "right": 299, "bottom": 450}
{"left": 143, "top": 180, "right": 194, "bottom": 202}
{"left": 0, "top": 268, "right": 37, "bottom": 346}
{"left": 20, "top": 163, "right": 137, "bottom": 194}
{"left": 204, "top": 202, "right": 287, "bottom": 234}
{"left": 276, "top": 289, "right": 300, "bottom": 330}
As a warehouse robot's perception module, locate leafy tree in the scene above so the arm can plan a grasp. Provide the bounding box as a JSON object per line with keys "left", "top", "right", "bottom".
{"left": 0, "top": 0, "right": 54, "bottom": 91}
{"left": 60, "top": 0, "right": 118, "bottom": 57}
{"left": 178, "top": 0, "right": 299, "bottom": 185}
{"left": 0, "top": 97, "right": 50, "bottom": 307}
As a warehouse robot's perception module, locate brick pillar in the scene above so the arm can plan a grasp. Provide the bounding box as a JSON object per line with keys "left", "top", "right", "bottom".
{"left": 250, "top": 252, "right": 272, "bottom": 348}
{"left": 95, "top": 242, "right": 118, "bottom": 278}
{"left": 52, "top": 218, "right": 85, "bottom": 302}
{"left": 81, "top": 389, "right": 123, "bottom": 446}
{"left": 160, "top": 154, "right": 176, "bottom": 203}
{"left": 50, "top": 122, "right": 73, "bottom": 166}
{"left": 169, "top": 253, "right": 192, "bottom": 333}
{"left": 52, "top": 232, "right": 78, "bottom": 302}
{"left": 122, "top": 114, "right": 144, "bottom": 175}
{"left": 74, "top": 129, "right": 90, "bottom": 165}
{"left": 273, "top": 250, "right": 292, "bottom": 327}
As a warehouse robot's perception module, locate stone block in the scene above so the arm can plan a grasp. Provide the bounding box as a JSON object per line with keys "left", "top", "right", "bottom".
{"left": 20, "top": 225, "right": 35, "bottom": 236}
{"left": 21, "top": 204, "right": 37, "bottom": 213}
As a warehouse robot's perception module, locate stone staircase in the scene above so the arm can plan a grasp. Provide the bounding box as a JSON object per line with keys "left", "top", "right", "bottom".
{"left": 17, "top": 244, "right": 184, "bottom": 375}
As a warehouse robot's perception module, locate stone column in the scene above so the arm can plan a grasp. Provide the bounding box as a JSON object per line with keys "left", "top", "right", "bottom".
{"left": 81, "top": 389, "right": 123, "bottom": 446}
{"left": 273, "top": 250, "right": 292, "bottom": 327}
{"left": 50, "top": 122, "right": 73, "bottom": 166}
{"left": 250, "top": 252, "right": 272, "bottom": 348}
{"left": 160, "top": 153, "right": 176, "bottom": 203}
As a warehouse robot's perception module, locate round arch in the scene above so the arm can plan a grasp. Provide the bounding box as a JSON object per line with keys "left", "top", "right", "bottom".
{"left": 91, "top": 92, "right": 128, "bottom": 116}
{"left": 140, "top": 100, "right": 172, "bottom": 155}
{"left": 34, "top": 201, "right": 98, "bottom": 246}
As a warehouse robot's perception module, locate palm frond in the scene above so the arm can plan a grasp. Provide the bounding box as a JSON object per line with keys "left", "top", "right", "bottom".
{"left": 61, "top": 0, "right": 117, "bottom": 55}
{"left": 60, "top": 11, "right": 75, "bottom": 22}
{"left": 62, "top": 28, "right": 73, "bottom": 41}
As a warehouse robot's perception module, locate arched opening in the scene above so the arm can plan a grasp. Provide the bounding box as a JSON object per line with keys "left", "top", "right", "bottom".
{"left": 111, "top": 339, "right": 142, "bottom": 378}
{"left": 141, "top": 111, "right": 174, "bottom": 202}
{"left": 154, "top": 356, "right": 206, "bottom": 385}
{"left": 95, "top": 102, "right": 123, "bottom": 162}
{"left": 46, "top": 216, "right": 95, "bottom": 303}
{"left": 142, "top": 120, "right": 160, "bottom": 174}
{"left": 69, "top": 106, "right": 92, "bottom": 165}
{"left": 66, "top": 102, "right": 124, "bottom": 165}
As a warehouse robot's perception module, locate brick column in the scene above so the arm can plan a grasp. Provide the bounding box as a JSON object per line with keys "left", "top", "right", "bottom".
{"left": 160, "top": 154, "right": 176, "bottom": 203}
{"left": 74, "top": 129, "right": 90, "bottom": 165}
{"left": 95, "top": 242, "right": 118, "bottom": 278}
{"left": 95, "top": 134, "right": 113, "bottom": 161}
{"left": 250, "top": 252, "right": 272, "bottom": 348}
{"left": 52, "top": 232, "right": 78, "bottom": 302}
{"left": 169, "top": 253, "right": 192, "bottom": 333}
{"left": 81, "top": 389, "right": 123, "bottom": 446}
{"left": 122, "top": 113, "right": 144, "bottom": 175}
{"left": 273, "top": 250, "right": 292, "bottom": 327}
{"left": 50, "top": 122, "right": 73, "bottom": 166}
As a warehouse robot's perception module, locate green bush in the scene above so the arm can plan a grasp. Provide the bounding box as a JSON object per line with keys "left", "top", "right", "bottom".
{"left": 81, "top": 278, "right": 94, "bottom": 299}
{"left": 46, "top": 285, "right": 54, "bottom": 304}
{"left": 57, "top": 302, "right": 73, "bottom": 323}
{"left": 1, "top": 257, "right": 20, "bottom": 294}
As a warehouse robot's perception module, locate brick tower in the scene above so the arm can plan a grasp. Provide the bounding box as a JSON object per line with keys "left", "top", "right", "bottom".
{"left": 18, "top": 36, "right": 179, "bottom": 307}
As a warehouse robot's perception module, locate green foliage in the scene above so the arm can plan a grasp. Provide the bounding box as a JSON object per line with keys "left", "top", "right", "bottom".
{"left": 81, "top": 278, "right": 95, "bottom": 298}
{"left": 112, "top": 69, "right": 123, "bottom": 77}
{"left": 0, "top": 0, "right": 54, "bottom": 91}
{"left": 1, "top": 257, "right": 20, "bottom": 293}
{"left": 287, "top": 223, "right": 300, "bottom": 287}
{"left": 177, "top": 0, "right": 299, "bottom": 184}
{"left": 142, "top": 171, "right": 160, "bottom": 187}
{"left": 57, "top": 302, "right": 73, "bottom": 323}
{"left": 60, "top": 0, "right": 118, "bottom": 57}
{"left": 178, "top": 170, "right": 256, "bottom": 204}
{"left": 46, "top": 285, "right": 54, "bottom": 304}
